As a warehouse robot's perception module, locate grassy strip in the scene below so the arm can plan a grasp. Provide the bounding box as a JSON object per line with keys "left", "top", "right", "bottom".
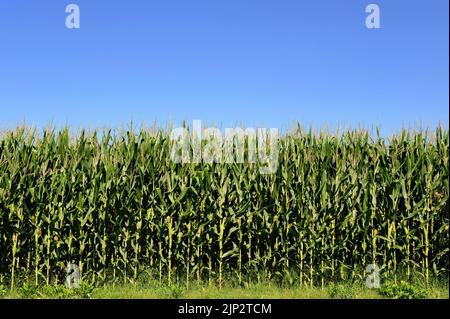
{"left": 1, "top": 278, "right": 448, "bottom": 299}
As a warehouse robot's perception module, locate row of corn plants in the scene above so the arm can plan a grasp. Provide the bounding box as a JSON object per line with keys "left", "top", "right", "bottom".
{"left": 0, "top": 125, "right": 448, "bottom": 288}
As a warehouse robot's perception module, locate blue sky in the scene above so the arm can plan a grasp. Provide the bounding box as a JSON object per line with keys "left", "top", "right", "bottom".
{"left": 0, "top": 0, "right": 448, "bottom": 134}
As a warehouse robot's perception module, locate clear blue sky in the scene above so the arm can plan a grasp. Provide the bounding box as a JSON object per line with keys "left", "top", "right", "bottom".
{"left": 0, "top": 0, "right": 448, "bottom": 134}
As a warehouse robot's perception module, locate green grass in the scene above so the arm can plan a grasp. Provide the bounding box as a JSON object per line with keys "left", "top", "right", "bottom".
{"left": 1, "top": 278, "right": 448, "bottom": 299}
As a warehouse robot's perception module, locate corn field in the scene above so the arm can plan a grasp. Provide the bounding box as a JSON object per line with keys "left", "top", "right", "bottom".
{"left": 0, "top": 125, "right": 448, "bottom": 288}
